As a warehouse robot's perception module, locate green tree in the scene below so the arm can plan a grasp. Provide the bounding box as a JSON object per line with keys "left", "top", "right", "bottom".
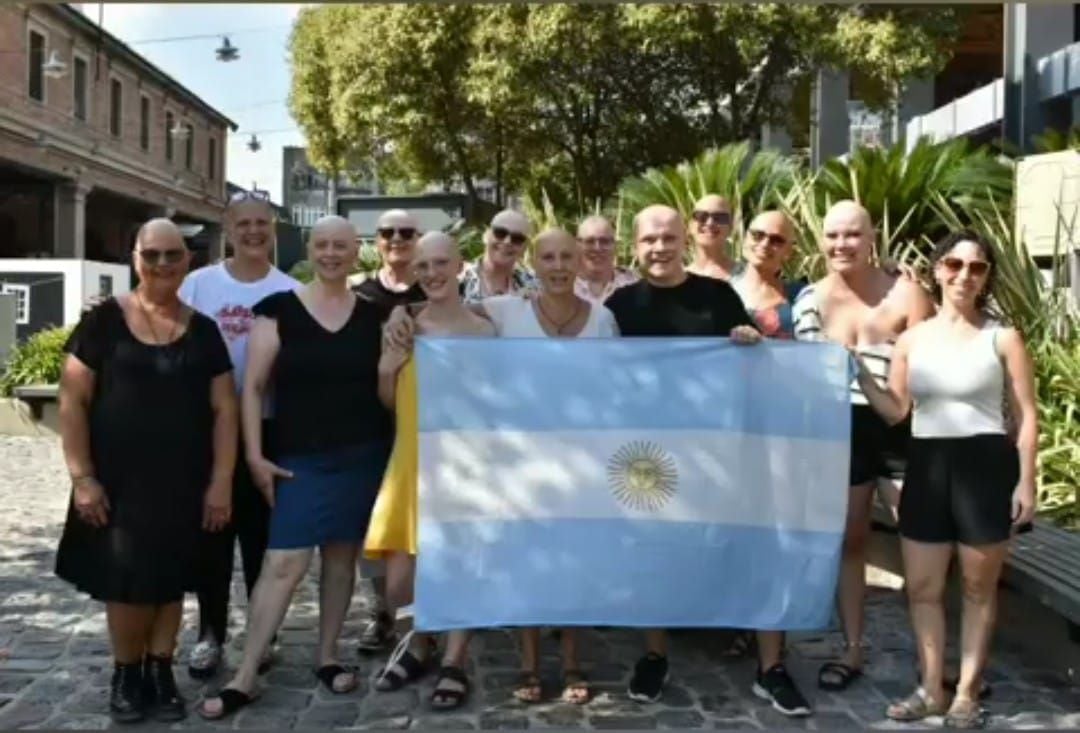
{"left": 471, "top": 5, "right": 702, "bottom": 213}
{"left": 288, "top": 6, "right": 366, "bottom": 194}
{"left": 289, "top": 4, "right": 965, "bottom": 216}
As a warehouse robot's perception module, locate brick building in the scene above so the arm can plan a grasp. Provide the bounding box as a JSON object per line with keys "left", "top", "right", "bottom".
{"left": 0, "top": 3, "right": 237, "bottom": 263}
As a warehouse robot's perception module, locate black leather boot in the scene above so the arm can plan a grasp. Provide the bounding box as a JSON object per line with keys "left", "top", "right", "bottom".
{"left": 109, "top": 661, "right": 145, "bottom": 724}
{"left": 143, "top": 653, "right": 186, "bottom": 721}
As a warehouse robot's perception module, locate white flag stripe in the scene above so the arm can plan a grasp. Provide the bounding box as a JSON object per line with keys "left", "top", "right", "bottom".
{"left": 419, "top": 429, "right": 849, "bottom": 533}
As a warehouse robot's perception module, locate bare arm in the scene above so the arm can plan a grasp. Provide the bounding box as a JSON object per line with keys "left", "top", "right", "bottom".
{"left": 378, "top": 345, "right": 408, "bottom": 411}
{"left": 58, "top": 355, "right": 109, "bottom": 527}
{"left": 203, "top": 372, "right": 238, "bottom": 531}
{"left": 855, "top": 332, "right": 913, "bottom": 426}
{"left": 999, "top": 328, "right": 1038, "bottom": 525}
{"left": 242, "top": 317, "right": 278, "bottom": 463}
{"left": 59, "top": 355, "right": 95, "bottom": 480}
{"left": 241, "top": 317, "right": 292, "bottom": 505}
{"left": 209, "top": 372, "right": 238, "bottom": 485}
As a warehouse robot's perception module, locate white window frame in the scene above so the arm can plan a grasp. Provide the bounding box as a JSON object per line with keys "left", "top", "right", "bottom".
{"left": 1, "top": 284, "right": 31, "bottom": 325}
{"left": 71, "top": 50, "right": 90, "bottom": 122}
{"left": 26, "top": 24, "right": 48, "bottom": 104}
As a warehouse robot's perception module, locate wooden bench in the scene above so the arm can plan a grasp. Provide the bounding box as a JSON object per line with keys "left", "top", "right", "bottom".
{"left": 12, "top": 384, "right": 59, "bottom": 420}
{"left": 871, "top": 497, "right": 1080, "bottom": 643}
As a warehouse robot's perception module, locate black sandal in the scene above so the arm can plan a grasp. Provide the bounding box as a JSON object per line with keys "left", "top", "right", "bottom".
{"left": 818, "top": 661, "right": 863, "bottom": 691}
{"left": 375, "top": 650, "right": 431, "bottom": 692}
{"left": 198, "top": 688, "right": 258, "bottom": 721}
{"left": 315, "top": 664, "right": 358, "bottom": 694}
{"left": 431, "top": 665, "right": 470, "bottom": 710}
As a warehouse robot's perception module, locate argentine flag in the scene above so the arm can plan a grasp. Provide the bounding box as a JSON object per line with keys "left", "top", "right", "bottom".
{"left": 413, "top": 337, "right": 851, "bottom": 631}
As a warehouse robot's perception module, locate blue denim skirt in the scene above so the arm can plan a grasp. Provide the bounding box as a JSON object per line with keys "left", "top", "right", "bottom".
{"left": 268, "top": 441, "right": 391, "bottom": 550}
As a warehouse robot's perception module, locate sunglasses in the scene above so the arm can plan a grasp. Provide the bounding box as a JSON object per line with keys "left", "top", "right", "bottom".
{"left": 136, "top": 248, "right": 186, "bottom": 265}
{"left": 491, "top": 226, "right": 528, "bottom": 245}
{"left": 747, "top": 228, "right": 788, "bottom": 247}
{"left": 228, "top": 189, "right": 271, "bottom": 205}
{"left": 377, "top": 227, "right": 417, "bottom": 240}
{"left": 579, "top": 236, "right": 615, "bottom": 249}
{"left": 940, "top": 256, "right": 990, "bottom": 277}
{"left": 692, "top": 210, "right": 731, "bottom": 226}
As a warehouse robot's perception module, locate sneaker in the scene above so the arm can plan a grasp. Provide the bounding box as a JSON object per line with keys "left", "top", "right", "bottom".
{"left": 627, "top": 653, "right": 669, "bottom": 703}
{"left": 187, "top": 640, "right": 222, "bottom": 680}
{"left": 356, "top": 611, "right": 394, "bottom": 655}
{"left": 753, "top": 664, "right": 812, "bottom": 717}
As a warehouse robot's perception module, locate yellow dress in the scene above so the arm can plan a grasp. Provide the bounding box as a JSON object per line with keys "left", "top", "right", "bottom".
{"left": 364, "top": 358, "right": 418, "bottom": 558}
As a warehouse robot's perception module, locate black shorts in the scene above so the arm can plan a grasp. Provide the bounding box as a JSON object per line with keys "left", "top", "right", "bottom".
{"left": 898, "top": 434, "right": 1019, "bottom": 545}
{"left": 850, "top": 405, "right": 909, "bottom": 486}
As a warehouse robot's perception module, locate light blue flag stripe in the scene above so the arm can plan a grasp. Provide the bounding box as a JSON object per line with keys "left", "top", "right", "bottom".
{"left": 414, "top": 337, "right": 850, "bottom": 631}
{"left": 415, "top": 337, "right": 852, "bottom": 441}
{"left": 415, "top": 519, "right": 840, "bottom": 631}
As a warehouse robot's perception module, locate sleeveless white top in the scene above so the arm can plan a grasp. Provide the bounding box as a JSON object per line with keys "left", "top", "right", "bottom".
{"left": 908, "top": 325, "right": 1006, "bottom": 438}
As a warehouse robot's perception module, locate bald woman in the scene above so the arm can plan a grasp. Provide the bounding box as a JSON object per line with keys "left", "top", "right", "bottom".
{"left": 366, "top": 232, "right": 494, "bottom": 709}
{"left": 56, "top": 218, "right": 237, "bottom": 723}
{"left": 201, "top": 216, "right": 394, "bottom": 719}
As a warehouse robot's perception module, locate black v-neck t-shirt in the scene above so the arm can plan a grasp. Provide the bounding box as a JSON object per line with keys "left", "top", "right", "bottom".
{"left": 253, "top": 291, "right": 390, "bottom": 455}
{"left": 604, "top": 272, "right": 756, "bottom": 337}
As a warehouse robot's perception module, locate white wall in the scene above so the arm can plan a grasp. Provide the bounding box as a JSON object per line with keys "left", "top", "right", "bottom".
{"left": 0, "top": 259, "right": 131, "bottom": 327}
{"left": 79, "top": 261, "right": 131, "bottom": 324}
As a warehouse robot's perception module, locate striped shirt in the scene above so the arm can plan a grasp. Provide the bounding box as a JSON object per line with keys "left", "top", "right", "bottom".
{"left": 792, "top": 284, "right": 894, "bottom": 406}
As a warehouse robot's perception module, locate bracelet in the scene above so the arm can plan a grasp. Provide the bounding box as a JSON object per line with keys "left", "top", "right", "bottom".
{"left": 70, "top": 475, "right": 96, "bottom": 485}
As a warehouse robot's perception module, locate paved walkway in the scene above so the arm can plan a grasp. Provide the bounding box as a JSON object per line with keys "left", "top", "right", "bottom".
{"left": 0, "top": 435, "right": 1077, "bottom": 730}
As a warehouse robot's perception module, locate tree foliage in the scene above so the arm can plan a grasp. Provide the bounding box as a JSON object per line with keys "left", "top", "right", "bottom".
{"left": 288, "top": 4, "right": 963, "bottom": 217}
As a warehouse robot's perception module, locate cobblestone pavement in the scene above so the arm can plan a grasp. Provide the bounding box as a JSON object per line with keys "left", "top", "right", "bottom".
{"left": 1, "top": 435, "right": 1078, "bottom": 730}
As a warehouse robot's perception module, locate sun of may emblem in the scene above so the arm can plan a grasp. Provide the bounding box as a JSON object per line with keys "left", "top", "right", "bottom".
{"left": 607, "top": 441, "right": 678, "bottom": 511}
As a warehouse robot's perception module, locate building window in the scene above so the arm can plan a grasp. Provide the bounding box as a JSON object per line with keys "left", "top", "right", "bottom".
{"left": 109, "top": 78, "right": 122, "bottom": 137}
{"left": 1, "top": 284, "right": 30, "bottom": 325}
{"left": 184, "top": 124, "right": 194, "bottom": 169}
{"left": 28, "top": 30, "right": 45, "bottom": 102}
{"left": 73, "top": 56, "right": 88, "bottom": 121}
{"left": 165, "top": 112, "right": 174, "bottom": 161}
{"left": 139, "top": 95, "right": 150, "bottom": 151}
{"left": 208, "top": 136, "right": 217, "bottom": 180}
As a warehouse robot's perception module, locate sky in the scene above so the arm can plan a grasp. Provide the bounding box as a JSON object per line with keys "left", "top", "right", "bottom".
{"left": 80, "top": 3, "right": 310, "bottom": 203}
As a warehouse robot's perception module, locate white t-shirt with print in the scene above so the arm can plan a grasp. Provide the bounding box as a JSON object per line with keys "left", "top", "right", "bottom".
{"left": 178, "top": 261, "right": 299, "bottom": 393}
{"left": 482, "top": 295, "right": 618, "bottom": 338}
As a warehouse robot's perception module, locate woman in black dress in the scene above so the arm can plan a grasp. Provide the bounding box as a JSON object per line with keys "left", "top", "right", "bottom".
{"left": 55, "top": 218, "right": 237, "bottom": 724}
{"left": 200, "top": 215, "right": 393, "bottom": 720}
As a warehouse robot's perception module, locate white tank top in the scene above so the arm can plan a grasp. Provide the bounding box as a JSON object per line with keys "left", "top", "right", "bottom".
{"left": 908, "top": 325, "right": 1006, "bottom": 438}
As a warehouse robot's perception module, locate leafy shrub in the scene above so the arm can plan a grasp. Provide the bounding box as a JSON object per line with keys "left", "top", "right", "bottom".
{"left": 0, "top": 326, "right": 72, "bottom": 396}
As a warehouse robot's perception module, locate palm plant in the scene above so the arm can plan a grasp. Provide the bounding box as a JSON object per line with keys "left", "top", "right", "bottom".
{"left": 813, "top": 137, "right": 1013, "bottom": 262}
{"left": 615, "top": 142, "right": 800, "bottom": 251}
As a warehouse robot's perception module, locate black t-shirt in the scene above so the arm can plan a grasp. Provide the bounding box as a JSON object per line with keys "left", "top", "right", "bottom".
{"left": 253, "top": 291, "right": 391, "bottom": 455}
{"left": 604, "top": 272, "right": 756, "bottom": 336}
{"left": 353, "top": 276, "right": 425, "bottom": 322}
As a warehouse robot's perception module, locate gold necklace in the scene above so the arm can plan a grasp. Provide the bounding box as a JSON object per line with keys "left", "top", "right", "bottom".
{"left": 536, "top": 295, "right": 584, "bottom": 335}
{"left": 135, "top": 291, "right": 181, "bottom": 345}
